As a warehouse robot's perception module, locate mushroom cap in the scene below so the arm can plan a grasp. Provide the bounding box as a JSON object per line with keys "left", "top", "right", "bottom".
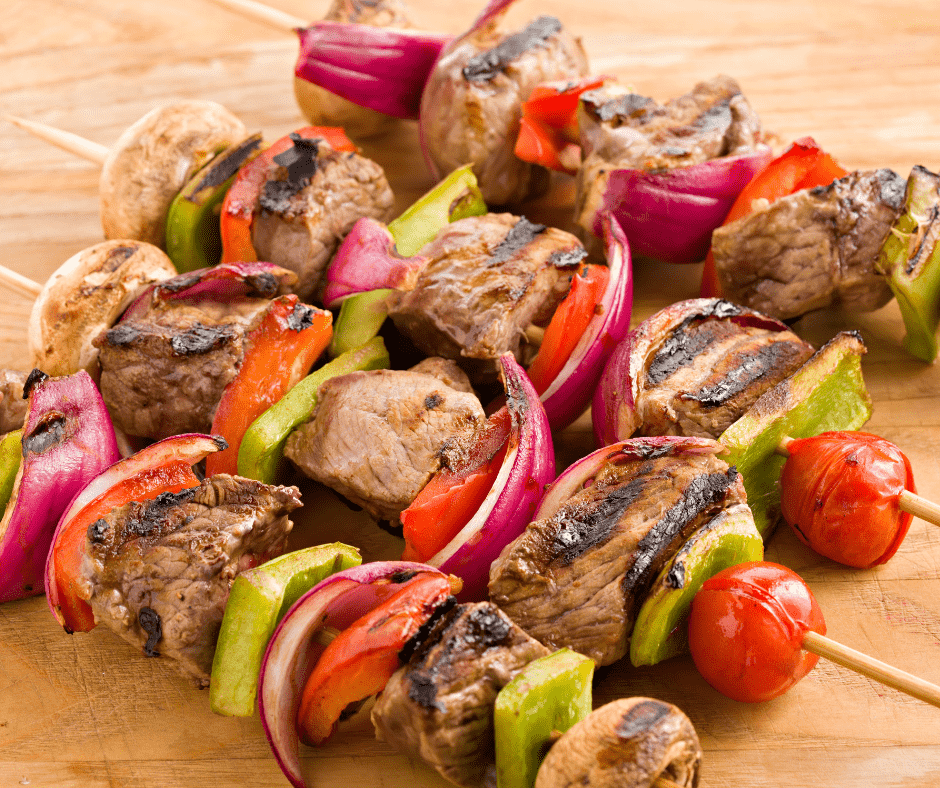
{"left": 28, "top": 239, "right": 177, "bottom": 379}
{"left": 99, "top": 100, "right": 247, "bottom": 247}
{"left": 535, "top": 697, "right": 702, "bottom": 788}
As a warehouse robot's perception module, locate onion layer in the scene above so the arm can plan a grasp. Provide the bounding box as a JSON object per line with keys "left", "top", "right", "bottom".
{"left": 0, "top": 371, "right": 119, "bottom": 604}
{"left": 427, "top": 353, "right": 555, "bottom": 601}
{"left": 258, "top": 561, "right": 446, "bottom": 788}
{"left": 584, "top": 147, "right": 773, "bottom": 265}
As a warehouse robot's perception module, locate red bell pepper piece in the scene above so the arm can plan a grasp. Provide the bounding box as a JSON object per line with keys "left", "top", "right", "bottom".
{"left": 700, "top": 137, "right": 849, "bottom": 296}
{"left": 50, "top": 461, "right": 201, "bottom": 632}
{"left": 219, "top": 126, "right": 357, "bottom": 265}
{"left": 296, "top": 571, "right": 455, "bottom": 745}
{"left": 526, "top": 262, "right": 610, "bottom": 395}
{"left": 205, "top": 296, "right": 332, "bottom": 477}
{"left": 401, "top": 408, "right": 512, "bottom": 563}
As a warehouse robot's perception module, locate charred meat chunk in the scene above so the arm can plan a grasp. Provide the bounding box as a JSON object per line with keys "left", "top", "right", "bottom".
{"left": 488, "top": 442, "right": 747, "bottom": 666}
{"left": 251, "top": 138, "right": 395, "bottom": 301}
{"left": 0, "top": 369, "right": 28, "bottom": 435}
{"left": 94, "top": 295, "right": 274, "bottom": 440}
{"left": 283, "top": 361, "right": 485, "bottom": 522}
{"left": 385, "top": 214, "right": 583, "bottom": 382}
{"left": 632, "top": 300, "right": 814, "bottom": 438}
{"left": 576, "top": 75, "right": 764, "bottom": 236}
{"left": 372, "top": 601, "right": 551, "bottom": 788}
{"left": 420, "top": 13, "right": 588, "bottom": 205}
{"left": 80, "top": 474, "right": 300, "bottom": 687}
{"left": 712, "top": 168, "right": 906, "bottom": 320}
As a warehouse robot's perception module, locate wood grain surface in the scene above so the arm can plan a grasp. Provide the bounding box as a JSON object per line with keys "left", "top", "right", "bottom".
{"left": 2, "top": 1, "right": 940, "bottom": 786}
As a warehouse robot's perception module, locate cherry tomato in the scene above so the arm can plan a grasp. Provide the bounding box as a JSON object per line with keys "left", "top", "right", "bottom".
{"left": 780, "top": 431, "right": 915, "bottom": 568}
{"left": 688, "top": 561, "right": 826, "bottom": 703}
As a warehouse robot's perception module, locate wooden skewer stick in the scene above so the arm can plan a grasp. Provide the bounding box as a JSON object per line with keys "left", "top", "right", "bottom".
{"left": 775, "top": 435, "right": 940, "bottom": 527}
{"left": 5, "top": 114, "right": 109, "bottom": 166}
{"left": 0, "top": 265, "right": 42, "bottom": 300}
{"left": 203, "top": 0, "right": 307, "bottom": 32}
{"left": 802, "top": 630, "right": 940, "bottom": 708}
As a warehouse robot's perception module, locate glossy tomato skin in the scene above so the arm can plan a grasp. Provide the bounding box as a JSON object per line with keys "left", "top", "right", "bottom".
{"left": 780, "top": 431, "right": 915, "bottom": 568}
{"left": 688, "top": 561, "right": 826, "bottom": 703}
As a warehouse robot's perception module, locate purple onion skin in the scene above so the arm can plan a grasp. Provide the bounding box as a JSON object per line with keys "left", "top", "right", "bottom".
{"left": 591, "top": 297, "right": 796, "bottom": 447}
{"left": 541, "top": 212, "right": 633, "bottom": 432}
{"left": 595, "top": 147, "right": 773, "bottom": 265}
{"left": 295, "top": 23, "right": 452, "bottom": 120}
{"left": 430, "top": 353, "right": 555, "bottom": 602}
{"left": 258, "top": 561, "right": 445, "bottom": 788}
{"left": 0, "top": 371, "right": 120, "bottom": 604}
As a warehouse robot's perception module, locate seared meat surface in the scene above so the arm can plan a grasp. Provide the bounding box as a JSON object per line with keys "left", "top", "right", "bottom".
{"left": 632, "top": 302, "right": 814, "bottom": 438}
{"left": 0, "top": 369, "right": 27, "bottom": 434}
{"left": 420, "top": 15, "right": 588, "bottom": 205}
{"left": 252, "top": 138, "right": 395, "bottom": 301}
{"left": 488, "top": 443, "right": 747, "bottom": 665}
{"left": 95, "top": 297, "right": 272, "bottom": 440}
{"left": 284, "top": 361, "right": 485, "bottom": 522}
{"left": 385, "top": 214, "right": 582, "bottom": 382}
{"left": 80, "top": 474, "right": 300, "bottom": 687}
{"left": 576, "top": 75, "right": 764, "bottom": 235}
{"left": 713, "top": 168, "right": 906, "bottom": 320}
{"left": 372, "top": 601, "right": 551, "bottom": 788}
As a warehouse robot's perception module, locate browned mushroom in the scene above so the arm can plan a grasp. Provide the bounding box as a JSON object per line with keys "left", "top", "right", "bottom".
{"left": 535, "top": 697, "right": 702, "bottom": 788}
{"left": 99, "top": 100, "right": 247, "bottom": 247}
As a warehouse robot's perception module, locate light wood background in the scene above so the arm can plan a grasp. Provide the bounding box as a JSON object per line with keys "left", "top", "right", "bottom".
{"left": 2, "top": 1, "right": 940, "bottom": 786}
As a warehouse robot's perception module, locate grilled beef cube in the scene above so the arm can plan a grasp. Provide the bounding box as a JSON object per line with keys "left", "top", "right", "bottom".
{"left": 385, "top": 214, "right": 583, "bottom": 382}
{"left": 94, "top": 297, "right": 271, "bottom": 440}
{"left": 283, "top": 360, "right": 485, "bottom": 522}
{"left": 371, "top": 601, "right": 551, "bottom": 788}
{"left": 576, "top": 75, "right": 764, "bottom": 236}
{"left": 633, "top": 301, "right": 814, "bottom": 438}
{"left": 420, "top": 15, "right": 589, "bottom": 205}
{"left": 712, "top": 168, "right": 906, "bottom": 320}
{"left": 80, "top": 474, "right": 300, "bottom": 687}
{"left": 0, "top": 369, "right": 28, "bottom": 434}
{"left": 252, "top": 139, "right": 395, "bottom": 301}
{"left": 488, "top": 443, "right": 747, "bottom": 666}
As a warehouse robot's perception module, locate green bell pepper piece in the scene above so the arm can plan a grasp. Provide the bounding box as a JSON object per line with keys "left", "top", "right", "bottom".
{"left": 494, "top": 648, "right": 594, "bottom": 788}
{"left": 330, "top": 165, "right": 487, "bottom": 354}
{"left": 0, "top": 429, "right": 23, "bottom": 516}
{"left": 210, "top": 542, "right": 362, "bottom": 717}
{"left": 719, "top": 330, "right": 872, "bottom": 538}
{"left": 165, "top": 133, "right": 263, "bottom": 273}
{"left": 237, "top": 336, "right": 390, "bottom": 483}
{"left": 876, "top": 164, "right": 940, "bottom": 362}
{"left": 630, "top": 503, "right": 763, "bottom": 666}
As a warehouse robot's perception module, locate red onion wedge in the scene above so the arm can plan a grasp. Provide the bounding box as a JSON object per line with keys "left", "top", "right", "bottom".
{"left": 0, "top": 370, "right": 119, "bottom": 604}
{"left": 583, "top": 147, "right": 773, "bottom": 265}
{"left": 121, "top": 262, "right": 297, "bottom": 322}
{"left": 592, "top": 298, "right": 796, "bottom": 447}
{"left": 44, "top": 433, "right": 226, "bottom": 631}
{"left": 294, "top": 22, "right": 452, "bottom": 120}
{"left": 258, "top": 561, "right": 447, "bottom": 788}
{"left": 425, "top": 353, "right": 555, "bottom": 601}
{"left": 540, "top": 212, "right": 633, "bottom": 431}
{"left": 322, "top": 217, "right": 428, "bottom": 309}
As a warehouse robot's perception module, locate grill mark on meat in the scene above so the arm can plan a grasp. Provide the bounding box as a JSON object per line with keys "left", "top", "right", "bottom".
{"left": 125, "top": 488, "right": 198, "bottom": 538}
{"left": 23, "top": 368, "right": 48, "bottom": 398}
{"left": 621, "top": 467, "right": 737, "bottom": 601}
{"left": 462, "top": 16, "right": 562, "bottom": 82}
{"left": 489, "top": 217, "right": 547, "bottom": 265}
{"left": 551, "top": 476, "right": 647, "bottom": 564}
{"left": 582, "top": 90, "right": 657, "bottom": 122}
{"left": 169, "top": 323, "right": 236, "bottom": 355}
{"left": 399, "top": 595, "right": 458, "bottom": 664}
{"left": 616, "top": 699, "right": 672, "bottom": 739}
{"left": 681, "top": 341, "right": 799, "bottom": 408}
{"left": 267, "top": 134, "right": 322, "bottom": 201}
{"left": 191, "top": 135, "right": 263, "bottom": 195}
{"left": 286, "top": 302, "right": 316, "bottom": 331}
{"left": 424, "top": 393, "right": 443, "bottom": 410}
{"left": 139, "top": 606, "right": 162, "bottom": 657}
{"left": 548, "top": 247, "right": 588, "bottom": 267}
{"left": 22, "top": 412, "right": 67, "bottom": 456}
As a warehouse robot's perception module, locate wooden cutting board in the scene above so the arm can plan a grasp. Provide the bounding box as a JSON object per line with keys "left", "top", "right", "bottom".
{"left": 2, "top": 1, "right": 939, "bottom": 786}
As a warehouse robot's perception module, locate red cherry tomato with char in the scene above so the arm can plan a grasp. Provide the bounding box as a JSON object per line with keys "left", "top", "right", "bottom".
{"left": 780, "top": 431, "right": 915, "bottom": 569}
{"left": 688, "top": 561, "right": 826, "bottom": 703}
